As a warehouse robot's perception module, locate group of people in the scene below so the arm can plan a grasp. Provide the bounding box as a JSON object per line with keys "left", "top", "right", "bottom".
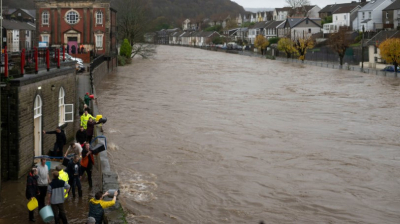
{"left": 26, "top": 146, "right": 117, "bottom": 223}
{"left": 26, "top": 93, "right": 115, "bottom": 224}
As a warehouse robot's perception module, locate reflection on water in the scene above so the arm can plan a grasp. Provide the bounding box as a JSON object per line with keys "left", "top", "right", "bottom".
{"left": 97, "top": 46, "right": 400, "bottom": 224}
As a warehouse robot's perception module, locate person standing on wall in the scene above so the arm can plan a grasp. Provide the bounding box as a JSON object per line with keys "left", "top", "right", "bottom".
{"left": 26, "top": 167, "right": 39, "bottom": 222}
{"left": 86, "top": 117, "right": 100, "bottom": 143}
{"left": 81, "top": 142, "right": 95, "bottom": 188}
{"left": 47, "top": 171, "right": 70, "bottom": 224}
{"left": 84, "top": 93, "right": 91, "bottom": 107}
{"left": 81, "top": 110, "right": 95, "bottom": 130}
{"left": 76, "top": 126, "right": 87, "bottom": 145}
{"left": 37, "top": 158, "right": 50, "bottom": 211}
{"left": 43, "top": 127, "right": 66, "bottom": 158}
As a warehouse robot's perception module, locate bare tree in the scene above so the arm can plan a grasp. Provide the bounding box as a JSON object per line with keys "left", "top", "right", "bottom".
{"left": 285, "top": 0, "right": 311, "bottom": 9}
{"left": 115, "top": 0, "right": 157, "bottom": 58}
{"left": 328, "top": 26, "right": 354, "bottom": 67}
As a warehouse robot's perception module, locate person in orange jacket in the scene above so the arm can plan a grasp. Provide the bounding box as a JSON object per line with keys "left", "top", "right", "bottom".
{"left": 81, "top": 142, "right": 95, "bottom": 188}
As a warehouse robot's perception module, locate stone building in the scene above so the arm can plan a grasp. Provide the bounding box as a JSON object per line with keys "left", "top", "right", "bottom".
{"left": 35, "top": 0, "right": 117, "bottom": 60}
{"left": 1, "top": 64, "right": 76, "bottom": 180}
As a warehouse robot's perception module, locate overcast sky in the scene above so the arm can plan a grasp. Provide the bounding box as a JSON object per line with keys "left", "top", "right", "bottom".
{"left": 231, "top": 0, "right": 354, "bottom": 9}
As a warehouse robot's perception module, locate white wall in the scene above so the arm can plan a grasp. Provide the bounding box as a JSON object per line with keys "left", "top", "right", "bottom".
{"left": 354, "top": 0, "right": 394, "bottom": 31}
{"left": 291, "top": 27, "right": 321, "bottom": 39}
{"left": 333, "top": 13, "right": 351, "bottom": 27}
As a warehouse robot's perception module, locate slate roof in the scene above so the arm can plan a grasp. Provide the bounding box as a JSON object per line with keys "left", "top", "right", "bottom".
{"left": 383, "top": 0, "right": 400, "bottom": 10}
{"left": 250, "top": 21, "right": 268, "bottom": 29}
{"left": 265, "top": 20, "right": 285, "bottom": 29}
{"left": 319, "top": 2, "right": 367, "bottom": 13}
{"left": 333, "top": 5, "right": 360, "bottom": 14}
{"left": 359, "top": 0, "right": 389, "bottom": 11}
{"left": 365, "top": 30, "right": 400, "bottom": 46}
{"left": 20, "top": 9, "right": 36, "bottom": 18}
{"left": 275, "top": 7, "right": 292, "bottom": 12}
{"left": 2, "top": 19, "right": 35, "bottom": 30}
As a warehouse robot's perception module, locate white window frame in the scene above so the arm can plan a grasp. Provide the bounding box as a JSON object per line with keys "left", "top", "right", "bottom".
{"left": 42, "top": 11, "right": 49, "bottom": 25}
{"left": 34, "top": 95, "right": 42, "bottom": 119}
{"left": 58, "top": 87, "right": 65, "bottom": 126}
{"left": 41, "top": 34, "right": 50, "bottom": 44}
{"left": 96, "top": 11, "right": 103, "bottom": 25}
{"left": 64, "top": 104, "right": 74, "bottom": 123}
{"left": 95, "top": 34, "right": 104, "bottom": 50}
{"left": 65, "top": 10, "right": 80, "bottom": 25}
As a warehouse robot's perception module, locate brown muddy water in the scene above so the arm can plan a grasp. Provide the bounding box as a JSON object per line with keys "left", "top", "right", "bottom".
{"left": 96, "top": 46, "right": 400, "bottom": 224}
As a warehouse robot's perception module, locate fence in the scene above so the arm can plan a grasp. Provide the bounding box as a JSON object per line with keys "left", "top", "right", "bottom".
{"left": 1, "top": 47, "right": 70, "bottom": 80}
{"left": 274, "top": 46, "right": 369, "bottom": 65}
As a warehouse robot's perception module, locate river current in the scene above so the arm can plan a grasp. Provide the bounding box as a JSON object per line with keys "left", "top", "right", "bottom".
{"left": 96, "top": 46, "right": 400, "bottom": 223}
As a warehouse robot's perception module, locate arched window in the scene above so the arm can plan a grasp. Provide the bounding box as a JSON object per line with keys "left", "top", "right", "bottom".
{"left": 42, "top": 11, "right": 49, "bottom": 25}
{"left": 59, "top": 87, "right": 65, "bottom": 126}
{"left": 66, "top": 10, "right": 79, "bottom": 24}
{"left": 34, "top": 95, "right": 42, "bottom": 118}
{"left": 96, "top": 11, "right": 103, "bottom": 24}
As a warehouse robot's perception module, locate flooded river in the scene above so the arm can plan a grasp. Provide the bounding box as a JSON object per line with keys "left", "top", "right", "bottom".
{"left": 97, "top": 46, "right": 400, "bottom": 224}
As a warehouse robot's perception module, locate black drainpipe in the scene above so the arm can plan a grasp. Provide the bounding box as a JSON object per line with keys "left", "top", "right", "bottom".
{"left": 7, "top": 94, "right": 10, "bottom": 180}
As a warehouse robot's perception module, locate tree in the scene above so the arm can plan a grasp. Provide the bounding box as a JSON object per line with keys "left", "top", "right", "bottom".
{"left": 293, "top": 36, "right": 314, "bottom": 62}
{"left": 212, "top": 36, "right": 224, "bottom": 44}
{"left": 277, "top": 38, "right": 296, "bottom": 58}
{"left": 285, "top": 0, "right": 311, "bottom": 9}
{"left": 254, "top": 35, "right": 269, "bottom": 55}
{"left": 120, "top": 39, "right": 132, "bottom": 58}
{"left": 115, "top": 0, "right": 150, "bottom": 44}
{"left": 328, "top": 26, "right": 353, "bottom": 66}
{"left": 379, "top": 38, "right": 400, "bottom": 73}
{"left": 115, "top": 0, "right": 157, "bottom": 59}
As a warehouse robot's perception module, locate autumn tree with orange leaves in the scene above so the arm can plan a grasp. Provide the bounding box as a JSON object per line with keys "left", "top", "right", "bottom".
{"left": 254, "top": 35, "right": 269, "bottom": 55}
{"left": 293, "top": 35, "right": 314, "bottom": 62}
{"left": 379, "top": 38, "right": 400, "bottom": 73}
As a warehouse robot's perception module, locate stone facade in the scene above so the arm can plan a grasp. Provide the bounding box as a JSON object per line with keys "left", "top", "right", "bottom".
{"left": 1, "top": 65, "right": 76, "bottom": 180}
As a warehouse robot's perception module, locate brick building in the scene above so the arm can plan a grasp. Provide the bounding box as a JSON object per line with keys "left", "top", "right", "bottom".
{"left": 1, "top": 65, "right": 76, "bottom": 180}
{"left": 35, "top": 0, "right": 117, "bottom": 59}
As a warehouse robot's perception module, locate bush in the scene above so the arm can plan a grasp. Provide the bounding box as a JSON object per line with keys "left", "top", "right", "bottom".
{"left": 118, "top": 55, "right": 126, "bottom": 66}
{"left": 120, "top": 39, "right": 132, "bottom": 58}
{"left": 268, "top": 37, "right": 280, "bottom": 45}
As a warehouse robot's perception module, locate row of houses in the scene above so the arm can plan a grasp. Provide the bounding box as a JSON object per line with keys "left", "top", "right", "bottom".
{"left": 1, "top": 8, "right": 37, "bottom": 52}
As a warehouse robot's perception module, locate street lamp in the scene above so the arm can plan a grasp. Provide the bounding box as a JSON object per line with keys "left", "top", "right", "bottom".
{"left": 361, "top": 25, "right": 365, "bottom": 72}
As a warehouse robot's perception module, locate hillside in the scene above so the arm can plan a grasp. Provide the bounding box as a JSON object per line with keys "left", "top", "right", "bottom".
{"left": 4, "top": 0, "right": 34, "bottom": 9}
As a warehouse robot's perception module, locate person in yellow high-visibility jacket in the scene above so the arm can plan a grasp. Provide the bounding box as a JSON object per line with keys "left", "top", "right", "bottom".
{"left": 80, "top": 110, "right": 95, "bottom": 130}
{"left": 56, "top": 165, "right": 69, "bottom": 198}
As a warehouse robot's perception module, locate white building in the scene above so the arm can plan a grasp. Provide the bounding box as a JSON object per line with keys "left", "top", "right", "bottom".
{"left": 353, "top": 0, "right": 395, "bottom": 31}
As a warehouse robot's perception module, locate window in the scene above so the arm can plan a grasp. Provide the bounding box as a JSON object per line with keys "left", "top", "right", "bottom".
{"left": 95, "top": 34, "right": 103, "bottom": 49}
{"left": 34, "top": 95, "right": 42, "bottom": 119}
{"left": 386, "top": 12, "right": 389, "bottom": 19}
{"left": 42, "top": 35, "right": 49, "bottom": 43}
{"left": 362, "top": 12, "right": 365, "bottom": 19}
{"left": 42, "top": 11, "right": 49, "bottom": 25}
{"left": 369, "top": 12, "right": 372, "bottom": 19}
{"left": 96, "top": 11, "right": 103, "bottom": 24}
{"left": 59, "top": 87, "right": 65, "bottom": 126}
{"left": 344, "top": 15, "right": 346, "bottom": 20}
{"left": 66, "top": 10, "right": 79, "bottom": 24}
{"left": 26, "top": 30, "right": 29, "bottom": 37}
{"left": 308, "top": 28, "right": 311, "bottom": 33}
{"left": 336, "top": 16, "right": 338, "bottom": 21}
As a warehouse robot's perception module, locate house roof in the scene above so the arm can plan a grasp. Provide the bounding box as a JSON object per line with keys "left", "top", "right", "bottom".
{"left": 282, "top": 17, "right": 321, "bottom": 28}
{"left": 250, "top": 21, "right": 268, "bottom": 29}
{"left": 365, "top": 30, "right": 400, "bottom": 46}
{"left": 275, "top": 7, "right": 292, "bottom": 12}
{"left": 286, "top": 18, "right": 303, "bottom": 27}
{"left": 2, "top": 19, "right": 35, "bottom": 30}
{"left": 359, "top": 0, "right": 389, "bottom": 11}
{"left": 265, "top": 20, "right": 285, "bottom": 29}
{"left": 19, "top": 9, "right": 36, "bottom": 18}
{"left": 383, "top": 0, "right": 400, "bottom": 10}
{"left": 319, "top": 2, "right": 367, "bottom": 14}
{"left": 333, "top": 5, "right": 360, "bottom": 14}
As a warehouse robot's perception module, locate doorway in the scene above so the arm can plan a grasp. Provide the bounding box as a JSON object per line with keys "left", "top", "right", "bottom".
{"left": 34, "top": 95, "right": 42, "bottom": 157}
{"left": 68, "top": 37, "right": 78, "bottom": 54}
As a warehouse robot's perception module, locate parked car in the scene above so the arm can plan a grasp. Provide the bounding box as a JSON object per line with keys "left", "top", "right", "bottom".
{"left": 76, "top": 62, "right": 85, "bottom": 73}
{"left": 65, "top": 53, "right": 83, "bottom": 63}
{"left": 381, "top": 65, "right": 400, "bottom": 72}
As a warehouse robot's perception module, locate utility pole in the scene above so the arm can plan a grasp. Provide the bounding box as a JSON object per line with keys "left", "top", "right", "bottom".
{"left": 361, "top": 25, "right": 365, "bottom": 72}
